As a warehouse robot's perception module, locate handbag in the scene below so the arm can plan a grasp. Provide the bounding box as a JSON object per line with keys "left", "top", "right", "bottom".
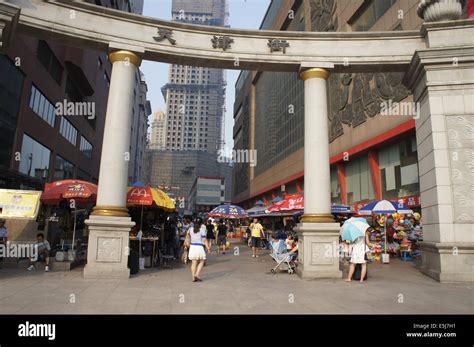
{"left": 181, "top": 248, "right": 189, "bottom": 264}
{"left": 364, "top": 236, "right": 371, "bottom": 261}
{"left": 183, "top": 231, "right": 191, "bottom": 249}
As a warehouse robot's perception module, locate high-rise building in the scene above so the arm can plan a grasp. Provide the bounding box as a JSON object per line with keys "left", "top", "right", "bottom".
{"left": 232, "top": 0, "right": 444, "bottom": 210}
{"left": 0, "top": 0, "right": 147, "bottom": 190}
{"left": 144, "top": 149, "right": 233, "bottom": 214}
{"left": 149, "top": 111, "right": 167, "bottom": 150}
{"left": 129, "top": 71, "right": 151, "bottom": 184}
{"left": 161, "top": 0, "right": 229, "bottom": 154}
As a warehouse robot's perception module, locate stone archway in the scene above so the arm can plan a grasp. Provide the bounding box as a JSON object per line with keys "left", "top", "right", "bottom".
{"left": 1, "top": 0, "right": 472, "bottom": 282}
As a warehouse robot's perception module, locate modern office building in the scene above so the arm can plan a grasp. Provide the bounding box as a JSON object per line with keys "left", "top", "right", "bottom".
{"left": 161, "top": 0, "right": 228, "bottom": 154}
{"left": 149, "top": 111, "right": 167, "bottom": 150}
{"left": 232, "top": 0, "right": 459, "bottom": 210}
{"left": 0, "top": 0, "right": 147, "bottom": 190}
{"left": 144, "top": 149, "right": 232, "bottom": 214}
{"left": 188, "top": 176, "right": 227, "bottom": 216}
{"left": 129, "top": 71, "right": 151, "bottom": 184}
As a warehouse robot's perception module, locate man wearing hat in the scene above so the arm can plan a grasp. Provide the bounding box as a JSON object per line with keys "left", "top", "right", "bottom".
{"left": 0, "top": 219, "right": 8, "bottom": 268}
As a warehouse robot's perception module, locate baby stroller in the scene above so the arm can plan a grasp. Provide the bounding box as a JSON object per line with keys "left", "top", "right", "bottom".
{"left": 270, "top": 240, "right": 296, "bottom": 274}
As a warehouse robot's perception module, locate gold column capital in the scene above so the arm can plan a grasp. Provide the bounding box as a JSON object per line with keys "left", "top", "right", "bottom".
{"left": 299, "top": 68, "right": 330, "bottom": 81}
{"left": 108, "top": 50, "right": 142, "bottom": 67}
{"left": 91, "top": 205, "right": 130, "bottom": 217}
{"left": 300, "top": 213, "right": 335, "bottom": 223}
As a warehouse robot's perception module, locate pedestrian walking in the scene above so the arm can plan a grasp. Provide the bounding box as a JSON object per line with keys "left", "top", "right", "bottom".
{"left": 249, "top": 218, "right": 264, "bottom": 258}
{"left": 346, "top": 229, "right": 371, "bottom": 283}
{"left": 217, "top": 220, "right": 228, "bottom": 255}
{"left": 185, "top": 218, "right": 208, "bottom": 282}
{"left": 205, "top": 219, "right": 215, "bottom": 254}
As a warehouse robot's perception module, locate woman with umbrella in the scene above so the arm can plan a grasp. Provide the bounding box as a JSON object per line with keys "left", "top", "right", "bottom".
{"left": 341, "top": 217, "right": 372, "bottom": 283}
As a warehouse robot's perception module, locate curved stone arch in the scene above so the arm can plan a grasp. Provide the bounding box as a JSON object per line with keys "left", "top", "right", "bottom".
{"left": 1, "top": 0, "right": 425, "bottom": 72}
{"left": 2, "top": 0, "right": 473, "bottom": 283}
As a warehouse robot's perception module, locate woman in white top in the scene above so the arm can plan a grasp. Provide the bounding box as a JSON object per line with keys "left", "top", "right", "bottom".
{"left": 187, "top": 218, "right": 208, "bottom": 282}
{"left": 346, "top": 230, "right": 371, "bottom": 283}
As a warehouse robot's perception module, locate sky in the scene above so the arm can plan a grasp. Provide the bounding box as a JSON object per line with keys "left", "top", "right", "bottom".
{"left": 141, "top": 0, "right": 270, "bottom": 149}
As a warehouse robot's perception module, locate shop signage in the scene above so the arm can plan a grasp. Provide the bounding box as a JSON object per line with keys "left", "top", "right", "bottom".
{"left": 0, "top": 189, "right": 42, "bottom": 219}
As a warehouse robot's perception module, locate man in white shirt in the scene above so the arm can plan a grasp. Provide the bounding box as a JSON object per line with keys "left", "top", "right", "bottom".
{"left": 27, "top": 233, "right": 51, "bottom": 272}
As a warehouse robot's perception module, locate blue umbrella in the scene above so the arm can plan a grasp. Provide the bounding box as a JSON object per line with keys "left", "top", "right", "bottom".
{"left": 209, "top": 204, "right": 248, "bottom": 219}
{"left": 358, "top": 199, "right": 413, "bottom": 215}
{"left": 340, "top": 217, "right": 370, "bottom": 242}
{"left": 331, "top": 204, "right": 356, "bottom": 214}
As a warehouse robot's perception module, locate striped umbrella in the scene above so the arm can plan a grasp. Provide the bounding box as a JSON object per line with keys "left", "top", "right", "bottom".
{"left": 358, "top": 200, "right": 413, "bottom": 215}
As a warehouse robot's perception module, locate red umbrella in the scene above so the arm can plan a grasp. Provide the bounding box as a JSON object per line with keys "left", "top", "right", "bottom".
{"left": 41, "top": 180, "right": 98, "bottom": 205}
{"left": 266, "top": 193, "right": 304, "bottom": 213}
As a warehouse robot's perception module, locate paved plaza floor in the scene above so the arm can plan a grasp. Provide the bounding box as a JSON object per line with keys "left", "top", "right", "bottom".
{"left": 0, "top": 241, "right": 472, "bottom": 314}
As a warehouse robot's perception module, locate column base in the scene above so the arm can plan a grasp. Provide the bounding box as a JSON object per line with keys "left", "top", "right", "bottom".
{"left": 83, "top": 215, "right": 135, "bottom": 279}
{"left": 295, "top": 222, "right": 342, "bottom": 280}
{"left": 419, "top": 242, "right": 474, "bottom": 283}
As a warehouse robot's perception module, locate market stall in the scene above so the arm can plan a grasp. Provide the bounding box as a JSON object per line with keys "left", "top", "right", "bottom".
{"left": 40, "top": 180, "right": 97, "bottom": 263}
{"left": 126, "top": 186, "right": 176, "bottom": 272}
{"left": 358, "top": 199, "right": 421, "bottom": 263}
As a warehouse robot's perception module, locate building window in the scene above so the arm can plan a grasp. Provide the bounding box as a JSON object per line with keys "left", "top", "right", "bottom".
{"left": 59, "top": 116, "right": 78, "bottom": 145}
{"left": 0, "top": 55, "right": 24, "bottom": 168}
{"left": 330, "top": 166, "right": 341, "bottom": 204}
{"left": 54, "top": 155, "right": 75, "bottom": 180}
{"left": 29, "top": 85, "right": 56, "bottom": 127}
{"left": 80, "top": 136, "right": 93, "bottom": 159}
{"left": 379, "top": 138, "right": 419, "bottom": 199}
{"left": 351, "top": 0, "right": 397, "bottom": 31}
{"left": 37, "top": 40, "right": 63, "bottom": 84}
{"left": 76, "top": 168, "right": 91, "bottom": 181}
{"left": 19, "top": 133, "right": 51, "bottom": 179}
{"left": 346, "top": 156, "right": 374, "bottom": 204}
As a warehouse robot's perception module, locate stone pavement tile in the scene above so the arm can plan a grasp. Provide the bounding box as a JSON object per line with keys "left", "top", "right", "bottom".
{"left": 16, "top": 303, "right": 66, "bottom": 314}
{"left": 0, "top": 304, "right": 24, "bottom": 314}
{"left": 0, "top": 241, "right": 473, "bottom": 314}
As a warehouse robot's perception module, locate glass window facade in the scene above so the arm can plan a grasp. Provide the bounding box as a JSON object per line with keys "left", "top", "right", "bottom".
{"left": 352, "top": 0, "right": 397, "bottom": 31}
{"left": 29, "top": 85, "right": 56, "bottom": 127}
{"left": 255, "top": 71, "right": 304, "bottom": 176}
{"left": 330, "top": 166, "right": 341, "bottom": 204}
{"left": 80, "top": 136, "right": 93, "bottom": 159}
{"left": 0, "top": 55, "right": 24, "bottom": 168}
{"left": 54, "top": 155, "right": 75, "bottom": 180}
{"left": 60, "top": 116, "right": 78, "bottom": 146}
{"left": 76, "top": 168, "right": 91, "bottom": 181}
{"left": 379, "top": 138, "right": 419, "bottom": 199}
{"left": 19, "top": 134, "right": 51, "bottom": 179}
{"left": 346, "top": 156, "right": 374, "bottom": 204}
{"left": 37, "top": 40, "right": 63, "bottom": 84}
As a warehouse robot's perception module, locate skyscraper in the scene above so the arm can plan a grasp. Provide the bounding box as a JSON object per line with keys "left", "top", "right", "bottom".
{"left": 161, "top": 0, "right": 228, "bottom": 154}
{"left": 149, "top": 111, "right": 167, "bottom": 150}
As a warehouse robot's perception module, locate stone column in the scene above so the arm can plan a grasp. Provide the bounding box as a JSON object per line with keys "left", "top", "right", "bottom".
{"left": 403, "top": 17, "right": 474, "bottom": 282}
{"left": 84, "top": 50, "right": 141, "bottom": 279}
{"left": 295, "top": 68, "right": 342, "bottom": 280}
